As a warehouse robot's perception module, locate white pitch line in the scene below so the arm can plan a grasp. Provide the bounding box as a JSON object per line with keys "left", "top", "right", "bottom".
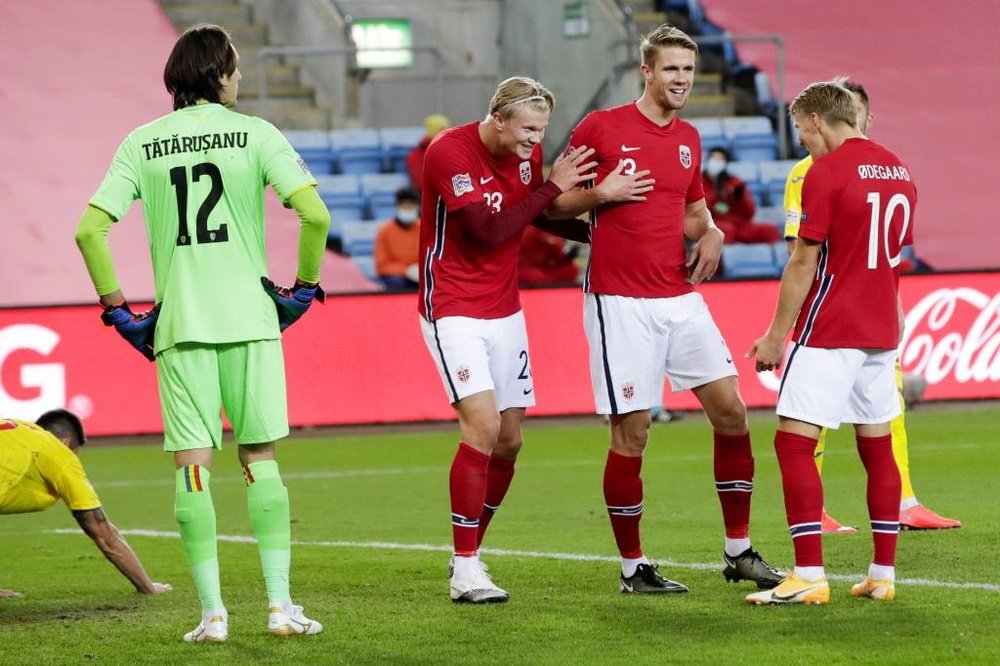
{"left": 49, "top": 528, "right": 1000, "bottom": 593}
{"left": 89, "top": 442, "right": 985, "bottom": 489}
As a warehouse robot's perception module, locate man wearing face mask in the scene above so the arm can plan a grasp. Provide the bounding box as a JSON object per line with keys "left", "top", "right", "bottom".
{"left": 702, "top": 148, "right": 779, "bottom": 244}
{"left": 375, "top": 187, "right": 422, "bottom": 291}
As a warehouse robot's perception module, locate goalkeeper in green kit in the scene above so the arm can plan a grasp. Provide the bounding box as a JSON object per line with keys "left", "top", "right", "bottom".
{"left": 75, "top": 24, "right": 329, "bottom": 643}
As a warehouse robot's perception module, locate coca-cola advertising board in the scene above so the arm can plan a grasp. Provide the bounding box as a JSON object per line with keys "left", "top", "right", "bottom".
{"left": 0, "top": 272, "right": 996, "bottom": 437}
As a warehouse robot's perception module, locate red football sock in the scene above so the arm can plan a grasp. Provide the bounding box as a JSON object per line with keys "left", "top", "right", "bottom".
{"left": 604, "top": 449, "right": 644, "bottom": 559}
{"left": 774, "top": 430, "right": 824, "bottom": 567}
{"left": 449, "top": 442, "right": 490, "bottom": 557}
{"left": 477, "top": 456, "right": 516, "bottom": 548}
{"left": 857, "top": 434, "right": 901, "bottom": 567}
{"left": 713, "top": 431, "right": 754, "bottom": 539}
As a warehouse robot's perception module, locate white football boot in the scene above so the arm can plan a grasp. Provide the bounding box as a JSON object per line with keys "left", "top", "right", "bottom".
{"left": 449, "top": 557, "right": 509, "bottom": 604}
{"left": 268, "top": 603, "right": 324, "bottom": 636}
{"left": 183, "top": 611, "right": 229, "bottom": 643}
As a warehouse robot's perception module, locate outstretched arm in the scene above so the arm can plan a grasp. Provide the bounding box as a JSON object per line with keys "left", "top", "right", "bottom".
{"left": 72, "top": 508, "right": 171, "bottom": 594}
{"left": 746, "top": 239, "right": 821, "bottom": 371}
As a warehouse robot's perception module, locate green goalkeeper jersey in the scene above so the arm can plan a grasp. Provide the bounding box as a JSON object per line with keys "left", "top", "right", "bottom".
{"left": 89, "top": 103, "right": 316, "bottom": 351}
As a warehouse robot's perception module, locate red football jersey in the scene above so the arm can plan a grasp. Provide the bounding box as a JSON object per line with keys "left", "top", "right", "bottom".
{"left": 568, "top": 103, "right": 705, "bottom": 298}
{"left": 793, "top": 138, "right": 916, "bottom": 349}
{"left": 418, "top": 122, "right": 544, "bottom": 320}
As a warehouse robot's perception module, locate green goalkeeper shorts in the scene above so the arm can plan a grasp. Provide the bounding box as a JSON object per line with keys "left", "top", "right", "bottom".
{"left": 157, "top": 340, "right": 289, "bottom": 451}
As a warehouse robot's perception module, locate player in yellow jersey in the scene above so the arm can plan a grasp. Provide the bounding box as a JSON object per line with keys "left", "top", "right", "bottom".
{"left": 0, "top": 410, "right": 171, "bottom": 598}
{"left": 783, "top": 81, "right": 960, "bottom": 533}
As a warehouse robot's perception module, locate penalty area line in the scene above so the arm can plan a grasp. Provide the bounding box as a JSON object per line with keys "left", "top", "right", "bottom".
{"left": 48, "top": 528, "right": 1000, "bottom": 593}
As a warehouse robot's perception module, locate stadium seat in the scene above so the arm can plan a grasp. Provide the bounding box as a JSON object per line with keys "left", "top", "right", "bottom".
{"left": 755, "top": 205, "right": 785, "bottom": 227}
{"left": 284, "top": 130, "right": 334, "bottom": 176}
{"left": 315, "top": 174, "right": 366, "bottom": 221}
{"left": 351, "top": 255, "right": 379, "bottom": 282}
{"left": 722, "top": 243, "right": 780, "bottom": 279}
{"left": 360, "top": 173, "right": 410, "bottom": 221}
{"left": 330, "top": 129, "right": 383, "bottom": 175}
{"left": 690, "top": 118, "right": 728, "bottom": 154}
{"left": 379, "top": 126, "right": 425, "bottom": 173}
{"left": 727, "top": 160, "right": 764, "bottom": 204}
{"left": 723, "top": 116, "right": 778, "bottom": 162}
{"left": 759, "top": 159, "right": 800, "bottom": 189}
{"left": 772, "top": 241, "right": 790, "bottom": 271}
{"left": 340, "top": 220, "right": 380, "bottom": 257}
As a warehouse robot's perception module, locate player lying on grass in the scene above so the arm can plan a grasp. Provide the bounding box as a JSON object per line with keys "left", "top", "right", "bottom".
{"left": 0, "top": 410, "right": 170, "bottom": 598}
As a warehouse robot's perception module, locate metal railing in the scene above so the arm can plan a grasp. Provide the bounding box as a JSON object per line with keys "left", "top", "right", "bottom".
{"left": 254, "top": 45, "right": 445, "bottom": 122}
{"left": 693, "top": 33, "right": 788, "bottom": 158}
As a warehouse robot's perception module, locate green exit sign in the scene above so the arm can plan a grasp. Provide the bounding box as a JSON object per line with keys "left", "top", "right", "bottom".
{"left": 352, "top": 18, "right": 414, "bottom": 68}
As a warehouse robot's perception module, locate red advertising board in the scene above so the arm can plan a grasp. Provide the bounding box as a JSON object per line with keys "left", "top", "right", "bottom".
{"left": 1, "top": 272, "right": 997, "bottom": 437}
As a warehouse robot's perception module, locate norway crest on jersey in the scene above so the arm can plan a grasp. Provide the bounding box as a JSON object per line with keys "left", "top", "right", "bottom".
{"left": 519, "top": 161, "right": 532, "bottom": 185}
{"left": 679, "top": 145, "right": 692, "bottom": 169}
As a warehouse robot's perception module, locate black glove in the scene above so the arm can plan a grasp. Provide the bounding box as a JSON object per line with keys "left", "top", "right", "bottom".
{"left": 101, "top": 302, "right": 160, "bottom": 361}
{"left": 261, "top": 277, "right": 326, "bottom": 332}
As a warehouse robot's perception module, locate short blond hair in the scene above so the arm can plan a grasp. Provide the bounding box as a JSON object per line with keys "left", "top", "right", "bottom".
{"left": 789, "top": 80, "right": 858, "bottom": 128}
{"left": 488, "top": 76, "right": 555, "bottom": 119}
{"left": 640, "top": 24, "right": 698, "bottom": 67}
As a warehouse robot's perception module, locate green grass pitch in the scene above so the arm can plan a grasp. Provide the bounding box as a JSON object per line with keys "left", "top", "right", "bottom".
{"left": 1, "top": 406, "right": 998, "bottom": 664}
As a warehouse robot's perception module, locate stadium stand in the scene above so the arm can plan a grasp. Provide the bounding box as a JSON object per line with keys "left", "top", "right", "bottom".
{"left": 380, "top": 126, "right": 426, "bottom": 173}
{"left": 721, "top": 243, "right": 781, "bottom": 279}
{"left": 340, "top": 221, "right": 381, "bottom": 258}
{"left": 330, "top": 129, "right": 383, "bottom": 175}
{"left": 316, "top": 175, "right": 367, "bottom": 221}
{"left": 361, "top": 174, "right": 412, "bottom": 221}
{"left": 284, "top": 130, "right": 335, "bottom": 175}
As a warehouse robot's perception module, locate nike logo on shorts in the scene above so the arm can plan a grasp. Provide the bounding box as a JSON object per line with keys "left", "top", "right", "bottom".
{"left": 480, "top": 176, "right": 494, "bottom": 184}
{"left": 523, "top": 387, "right": 534, "bottom": 395}
{"left": 621, "top": 145, "right": 641, "bottom": 152}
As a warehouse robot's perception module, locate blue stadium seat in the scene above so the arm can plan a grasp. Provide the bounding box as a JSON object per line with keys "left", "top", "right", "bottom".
{"left": 758, "top": 159, "right": 801, "bottom": 190}
{"left": 722, "top": 243, "right": 780, "bottom": 279}
{"left": 690, "top": 118, "right": 728, "bottom": 154}
{"left": 723, "top": 116, "right": 778, "bottom": 161}
{"left": 755, "top": 205, "right": 785, "bottom": 226}
{"left": 340, "top": 220, "right": 380, "bottom": 257}
{"left": 727, "top": 160, "right": 764, "bottom": 204}
{"left": 315, "top": 175, "right": 366, "bottom": 221}
{"left": 379, "top": 126, "right": 425, "bottom": 174}
{"left": 731, "top": 136, "right": 779, "bottom": 162}
{"left": 351, "top": 255, "right": 379, "bottom": 282}
{"left": 284, "top": 130, "right": 334, "bottom": 175}
{"left": 772, "top": 241, "right": 790, "bottom": 271}
{"left": 330, "top": 129, "right": 382, "bottom": 175}
{"left": 360, "top": 173, "right": 410, "bottom": 221}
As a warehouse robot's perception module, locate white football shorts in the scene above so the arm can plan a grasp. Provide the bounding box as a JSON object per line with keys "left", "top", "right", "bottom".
{"left": 584, "top": 292, "right": 737, "bottom": 415}
{"left": 776, "top": 344, "right": 901, "bottom": 429}
{"left": 420, "top": 311, "right": 535, "bottom": 411}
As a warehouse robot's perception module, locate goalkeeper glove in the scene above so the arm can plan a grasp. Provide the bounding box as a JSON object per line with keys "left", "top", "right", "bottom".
{"left": 261, "top": 277, "right": 326, "bottom": 331}
{"left": 100, "top": 302, "right": 160, "bottom": 361}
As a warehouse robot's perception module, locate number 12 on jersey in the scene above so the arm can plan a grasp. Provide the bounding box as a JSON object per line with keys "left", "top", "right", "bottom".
{"left": 169, "top": 162, "right": 229, "bottom": 246}
{"left": 866, "top": 191, "right": 910, "bottom": 270}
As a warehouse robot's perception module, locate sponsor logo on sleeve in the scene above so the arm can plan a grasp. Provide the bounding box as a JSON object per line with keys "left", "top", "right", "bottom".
{"left": 452, "top": 173, "right": 474, "bottom": 197}
{"left": 679, "top": 145, "right": 692, "bottom": 168}
{"left": 519, "top": 161, "right": 532, "bottom": 185}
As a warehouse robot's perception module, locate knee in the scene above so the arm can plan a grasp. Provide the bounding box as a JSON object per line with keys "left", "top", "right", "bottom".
{"left": 709, "top": 397, "right": 748, "bottom": 433}
{"left": 494, "top": 430, "right": 523, "bottom": 461}
{"left": 463, "top": 412, "right": 502, "bottom": 450}
{"left": 611, "top": 414, "right": 651, "bottom": 457}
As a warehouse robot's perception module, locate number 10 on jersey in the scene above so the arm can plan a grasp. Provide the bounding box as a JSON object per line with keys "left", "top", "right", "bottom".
{"left": 866, "top": 191, "right": 910, "bottom": 270}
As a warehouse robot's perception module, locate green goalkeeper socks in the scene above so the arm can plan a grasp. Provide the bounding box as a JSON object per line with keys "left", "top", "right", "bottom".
{"left": 174, "top": 465, "right": 224, "bottom": 613}
{"left": 244, "top": 460, "right": 292, "bottom": 606}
